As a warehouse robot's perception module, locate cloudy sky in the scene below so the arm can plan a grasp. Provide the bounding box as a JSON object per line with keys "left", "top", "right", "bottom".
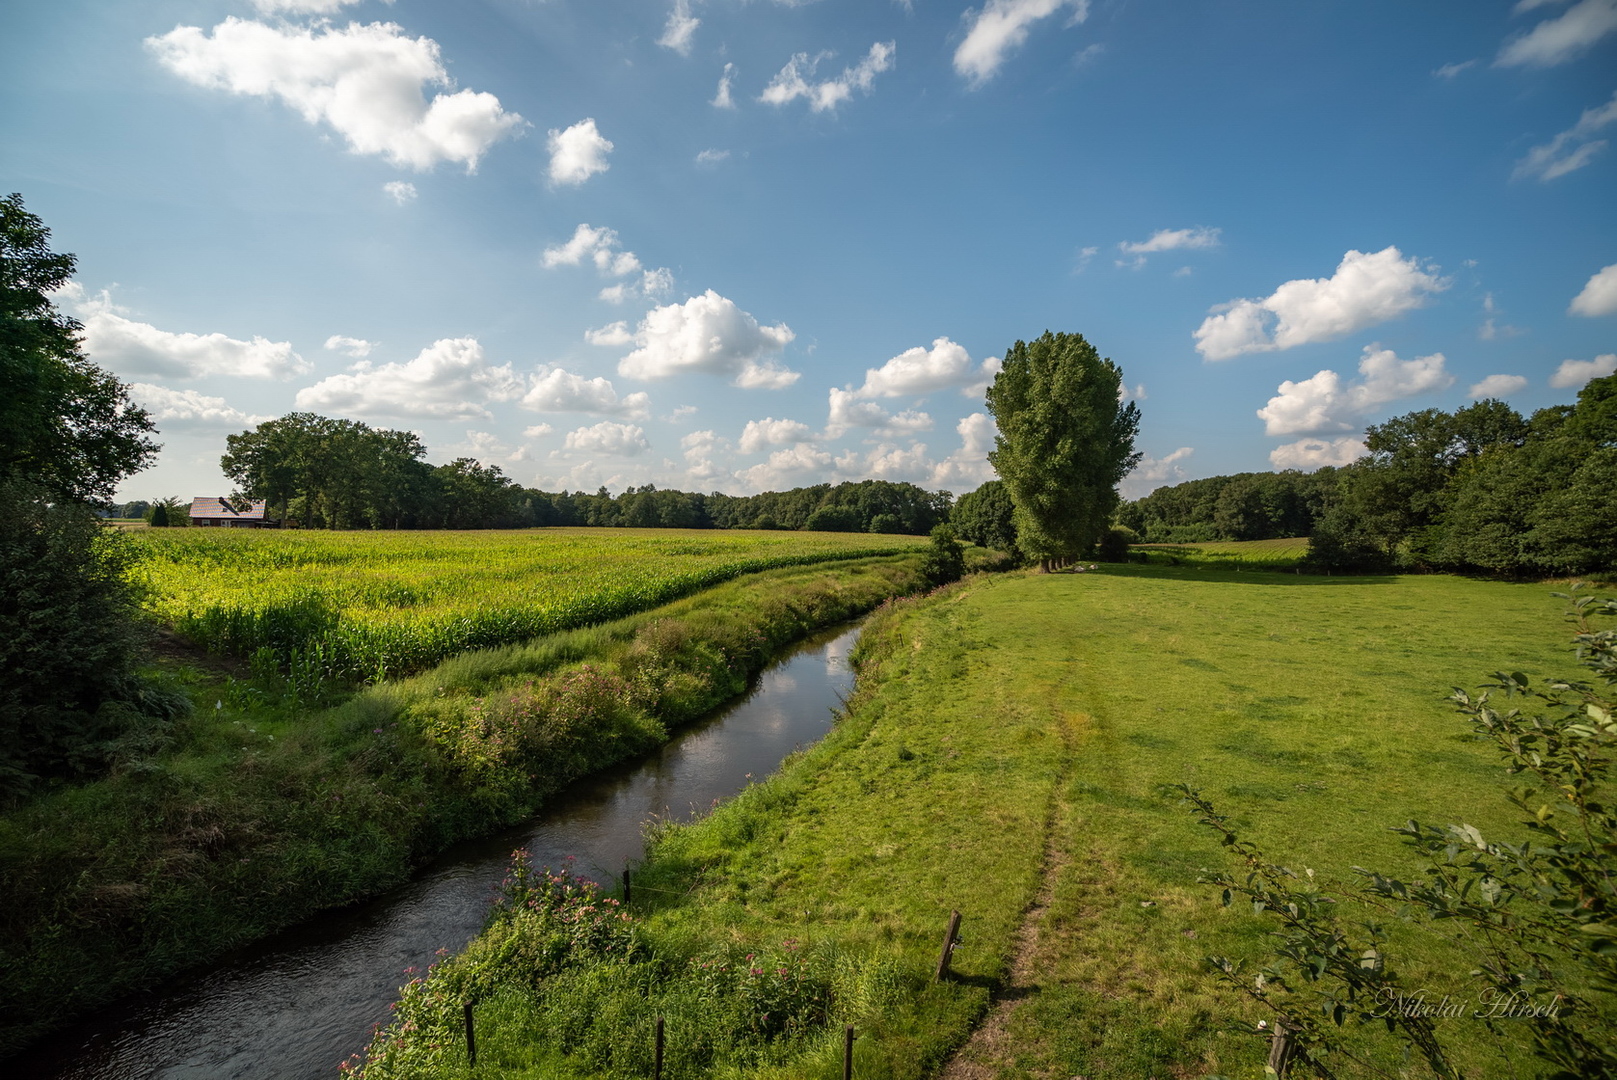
{"left": 4, "top": 0, "right": 1615, "bottom": 501}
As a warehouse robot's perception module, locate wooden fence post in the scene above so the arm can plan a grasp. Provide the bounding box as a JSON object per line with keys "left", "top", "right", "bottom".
{"left": 934, "top": 910, "right": 962, "bottom": 982}
{"left": 653, "top": 1015, "right": 665, "bottom": 1080}
{"left": 623, "top": 866, "right": 632, "bottom": 906}
{"left": 843, "top": 1024, "right": 855, "bottom": 1080}
{"left": 1267, "top": 1019, "right": 1295, "bottom": 1078}
{"left": 463, "top": 1001, "right": 476, "bottom": 1067}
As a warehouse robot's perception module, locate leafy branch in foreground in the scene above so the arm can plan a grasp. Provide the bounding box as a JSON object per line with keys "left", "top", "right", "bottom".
{"left": 1178, "top": 586, "right": 1616, "bottom": 1080}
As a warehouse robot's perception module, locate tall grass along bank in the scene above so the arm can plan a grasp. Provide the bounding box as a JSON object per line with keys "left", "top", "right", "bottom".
{"left": 0, "top": 555, "right": 925, "bottom": 1059}
{"left": 348, "top": 565, "right": 1582, "bottom": 1078}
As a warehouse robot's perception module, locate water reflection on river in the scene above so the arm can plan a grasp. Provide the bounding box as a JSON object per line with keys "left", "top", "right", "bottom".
{"left": 13, "top": 623, "right": 860, "bottom": 1080}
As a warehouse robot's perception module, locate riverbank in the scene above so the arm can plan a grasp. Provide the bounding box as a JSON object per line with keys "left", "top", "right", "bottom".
{"left": 0, "top": 554, "right": 930, "bottom": 1059}
{"left": 348, "top": 565, "right": 1584, "bottom": 1078}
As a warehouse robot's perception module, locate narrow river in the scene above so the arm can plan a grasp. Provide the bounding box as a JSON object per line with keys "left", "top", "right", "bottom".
{"left": 15, "top": 622, "right": 862, "bottom": 1080}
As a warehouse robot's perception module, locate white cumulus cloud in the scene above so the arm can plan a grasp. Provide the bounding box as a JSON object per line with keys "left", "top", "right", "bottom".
{"left": 713, "top": 63, "right": 736, "bottom": 109}
{"left": 1469, "top": 374, "right": 1530, "bottom": 398}
{"left": 129, "top": 383, "right": 272, "bottom": 427}
{"left": 695, "top": 148, "right": 730, "bottom": 165}
{"left": 563, "top": 420, "right": 649, "bottom": 456}
{"left": 739, "top": 443, "right": 835, "bottom": 491}
{"left": 1269, "top": 436, "right": 1368, "bottom": 471}
{"left": 1570, "top": 262, "right": 1617, "bottom": 316}
{"left": 739, "top": 417, "right": 817, "bottom": 454}
{"left": 1118, "top": 226, "right": 1221, "bottom": 255}
{"left": 657, "top": 0, "right": 700, "bottom": 55}
{"left": 147, "top": 18, "right": 523, "bottom": 171}
{"left": 547, "top": 118, "right": 613, "bottom": 186}
{"left": 1513, "top": 90, "right": 1617, "bottom": 181}
{"left": 954, "top": 0, "right": 1089, "bottom": 87}
{"left": 251, "top": 0, "right": 371, "bottom": 13}
{"left": 1550, "top": 353, "right": 1617, "bottom": 388}
{"left": 382, "top": 180, "right": 417, "bottom": 204}
{"left": 1120, "top": 446, "right": 1193, "bottom": 500}
{"left": 760, "top": 41, "right": 895, "bottom": 112}
{"left": 542, "top": 223, "right": 670, "bottom": 304}
{"left": 852, "top": 336, "right": 1000, "bottom": 398}
{"left": 63, "top": 286, "right": 310, "bottom": 380}
{"left": 585, "top": 321, "right": 635, "bottom": 347}
{"left": 324, "top": 334, "right": 373, "bottom": 357}
{"left": 1256, "top": 345, "right": 1455, "bottom": 436}
{"left": 521, "top": 367, "right": 650, "bottom": 419}
{"left": 1194, "top": 247, "right": 1447, "bottom": 360}
{"left": 1497, "top": 0, "right": 1617, "bottom": 67}
{"left": 826, "top": 388, "right": 932, "bottom": 438}
{"left": 295, "top": 337, "right": 523, "bottom": 420}
{"left": 928, "top": 412, "right": 999, "bottom": 491}
{"left": 617, "top": 290, "right": 798, "bottom": 388}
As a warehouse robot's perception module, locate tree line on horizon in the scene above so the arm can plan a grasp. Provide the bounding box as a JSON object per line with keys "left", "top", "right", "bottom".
{"left": 213, "top": 412, "right": 955, "bottom": 535}
{"left": 1116, "top": 376, "right": 1616, "bottom": 576}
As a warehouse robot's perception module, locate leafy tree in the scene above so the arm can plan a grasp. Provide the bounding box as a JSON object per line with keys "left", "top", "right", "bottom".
{"left": 1096, "top": 524, "right": 1139, "bottom": 562}
{"left": 0, "top": 193, "right": 157, "bottom": 502}
{"left": 952, "top": 479, "right": 1019, "bottom": 558}
{"left": 919, "top": 524, "right": 966, "bottom": 587}
{"left": 148, "top": 502, "right": 169, "bottom": 528}
{"left": 804, "top": 505, "right": 862, "bottom": 532}
{"left": 0, "top": 197, "right": 175, "bottom": 801}
{"left": 986, "top": 331, "right": 1141, "bottom": 570}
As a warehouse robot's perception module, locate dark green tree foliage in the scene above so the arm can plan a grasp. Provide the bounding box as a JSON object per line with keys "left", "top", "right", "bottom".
{"left": 0, "top": 481, "right": 156, "bottom": 798}
{"left": 0, "top": 197, "right": 175, "bottom": 801}
{"left": 918, "top": 524, "right": 966, "bottom": 587}
{"left": 0, "top": 194, "right": 157, "bottom": 502}
{"left": 1117, "top": 470, "right": 1337, "bottom": 543}
{"left": 986, "top": 331, "right": 1141, "bottom": 569}
{"left": 1306, "top": 383, "right": 1616, "bottom": 575}
{"left": 148, "top": 502, "right": 169, "bottom": 528}
{"left": 951, "top": 479, "right": 1019, "bottom": 557}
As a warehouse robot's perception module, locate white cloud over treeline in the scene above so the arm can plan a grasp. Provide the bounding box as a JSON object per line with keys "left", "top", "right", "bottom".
{"left": 1195, "top": 247, "right": 1446, "bottom": 360}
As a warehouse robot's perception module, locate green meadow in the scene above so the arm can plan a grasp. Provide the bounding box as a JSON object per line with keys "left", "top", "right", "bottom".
{"left": 350, "top": 565, "right": 1592, "bottom": 1078}
{"left": 1131, "top": 536, "right": 1311, "bottom": 570}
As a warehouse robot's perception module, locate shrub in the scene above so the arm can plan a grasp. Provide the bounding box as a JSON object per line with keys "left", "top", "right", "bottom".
{"left": 0, "top": 478, "right": 183, "bottom": 801}
{"left": 919, "top": 524, "right": 966, "bottom": 587}
{"left": 1096, "top": 524, "right": 1140, "bottom": 562}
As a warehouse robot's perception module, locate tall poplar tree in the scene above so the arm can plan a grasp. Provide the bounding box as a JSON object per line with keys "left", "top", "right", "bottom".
{"left": 985, "top": 331, "right": 1141, "bottom": 571}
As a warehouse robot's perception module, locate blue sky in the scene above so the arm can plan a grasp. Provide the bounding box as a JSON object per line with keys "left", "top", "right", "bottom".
{"left": 4, "top": 0, "right": 1615, "bottom": 502}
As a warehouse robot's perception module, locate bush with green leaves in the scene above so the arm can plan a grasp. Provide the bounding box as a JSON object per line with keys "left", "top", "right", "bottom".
{"left": 1179, "top": 586, "right": 1616, "bottom": 1079}
{"left": 0, "top": 479, "right": 186, "bottom": 801}
{"left": 919, "top": 523, "right": 966, "bottom": 587}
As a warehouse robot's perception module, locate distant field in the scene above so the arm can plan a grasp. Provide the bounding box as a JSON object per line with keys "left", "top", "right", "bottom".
{"left": 1133, "top": 536, "right": 1310, "bottom": 569}
{"left": 131, "top": 528, "right": 927, "bottom": 679}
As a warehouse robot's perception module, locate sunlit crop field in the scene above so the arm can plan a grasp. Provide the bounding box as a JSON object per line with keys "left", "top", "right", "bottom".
{"left": 1132, "top": 536, "right": 1310, "bottom": 570}
{"left": 131, "top": 528, "right": 926, "bottom": 679}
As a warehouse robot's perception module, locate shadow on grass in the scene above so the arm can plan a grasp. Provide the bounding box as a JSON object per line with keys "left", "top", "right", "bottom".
{"left": 1069, "top": 564, "right": 1402, "bottom": 587}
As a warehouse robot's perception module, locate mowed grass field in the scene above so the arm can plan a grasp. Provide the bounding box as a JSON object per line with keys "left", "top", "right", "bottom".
{"left": 131, "top": 528, "right": 926, "bottom": 679}
{"left": 358, "top": 565, "right": 1593, "bottom": 1078}
{"left": 1132, "top": 536, "right": 1311, "bottom": 570}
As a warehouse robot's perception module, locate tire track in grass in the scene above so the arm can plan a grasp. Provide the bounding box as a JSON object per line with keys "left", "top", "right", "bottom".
{"left": 940, "top": 707, "right": 1085, "bottom": 1079}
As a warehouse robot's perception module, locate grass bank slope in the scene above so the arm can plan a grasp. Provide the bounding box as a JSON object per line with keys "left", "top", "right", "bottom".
{"left": 0, "top": 555, "right": 925, "bottom": 1059}
{"left": 349, "top": 566, "right": 1575, "bottom": 1078}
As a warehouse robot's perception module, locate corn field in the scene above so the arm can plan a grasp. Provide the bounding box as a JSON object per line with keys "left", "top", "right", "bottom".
{"left": 131, "top": 527, "right": 925, "bottom": 680}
